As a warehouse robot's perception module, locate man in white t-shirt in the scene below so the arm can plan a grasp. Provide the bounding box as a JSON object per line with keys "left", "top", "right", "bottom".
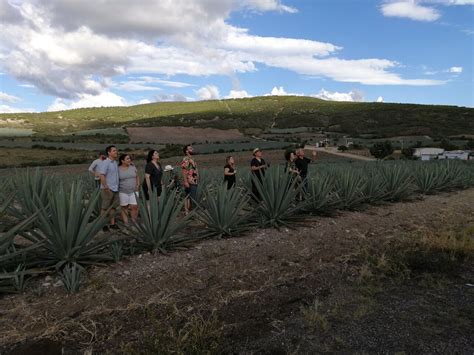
{"left": 88, "top": 151, "right": 106, "bottom": 187}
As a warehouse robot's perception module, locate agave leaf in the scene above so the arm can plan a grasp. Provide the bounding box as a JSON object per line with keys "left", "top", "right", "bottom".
{"left": 380, "top": 164, "right": 414, "bottom": 202}
{"left": 195, "top": 184, "right": 254, "bottom": 238}
{"left": 23, "top": 181, "right": 113, "bottom": 268}
{"left": 133, "top": 188, "right": 195, "bottom": 252}
{"left": 332, "top": 169, "right": 366, "bottom": 210}
{"left": 304, "top": 174, "right": 337, "bottom": 214}
{"left": 251, "top": 166, "right": 303, "bottom": 228}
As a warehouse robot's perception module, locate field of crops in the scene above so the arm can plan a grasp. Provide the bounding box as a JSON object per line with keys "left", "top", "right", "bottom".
{"left": 1, "top": 96, "right": 472, "bottom": 138}
{"left": 1, "top": 160, "right": 473, "bottom": 295}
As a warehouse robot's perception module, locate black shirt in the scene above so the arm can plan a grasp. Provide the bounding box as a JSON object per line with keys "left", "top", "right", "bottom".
{"left": 144, "top": 161, "right": 163, "bottom": 189}
{"left": 224, "top": 164, "right": 236, "bottom": 189}
{"left": 295, "top": 157, "right": 311, "bottom": 177}
{"left": 251, "top": 158, "right": 266, "bottom": 182}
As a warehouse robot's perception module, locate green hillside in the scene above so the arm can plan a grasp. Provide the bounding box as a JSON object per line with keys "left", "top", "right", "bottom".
{"left": 1, "top": 96, "right": 473, "bottom": 138}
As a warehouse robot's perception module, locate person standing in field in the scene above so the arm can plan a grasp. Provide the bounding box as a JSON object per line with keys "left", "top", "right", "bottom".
{"left": 118, "top": 154, "right": 140, "bottom": 224}
{"left": 142, "top": 150, "right": 163, "bottom": 202}
{"left": 284, "top": 150, "right": 300, "bottom": 178}
{"left": 223, "top": 156, "right": 236, "bottom": 189}
{"left": 295, "top": 147, "right": 317, "bottom": 194}
{"left": 181, "top": 144, "right": 198, "bottom": 214}
{"left": 163, "top": 165, "right": 180, "bottom": 191}
{"left": 98, "top": 145, "right": 120, "bottom": 232}
{"left": 88, "top": 151, "right": 106, "bottom": 187}
{"left": 250, "top": 148, "right": 267, "bottom": 201}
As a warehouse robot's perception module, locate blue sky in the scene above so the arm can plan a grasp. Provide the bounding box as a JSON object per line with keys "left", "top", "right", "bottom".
{"left": 0, "top": 0, "right": 472, "bottom": 113}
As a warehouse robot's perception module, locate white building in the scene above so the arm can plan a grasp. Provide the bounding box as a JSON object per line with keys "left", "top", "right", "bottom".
{"left": 413, "top": 148, "right": 444, "bottom": 161}
{"left": 439, "top": 150, "right": 471, "bottom": 161}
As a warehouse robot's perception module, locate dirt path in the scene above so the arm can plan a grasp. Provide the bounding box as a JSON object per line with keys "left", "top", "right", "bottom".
{"left": 1, "top": 189, "right": 473, "bottom": 353}
{"left": 316, "top": 147, "right": 376, "bottom": 161}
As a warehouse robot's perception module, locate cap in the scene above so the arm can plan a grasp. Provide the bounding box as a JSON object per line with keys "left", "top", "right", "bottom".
{"left": 164, "top": 165, "right": 174, "bottom": 172}
{"left": 252, "top": 148, "right": 261, "bottom": 155}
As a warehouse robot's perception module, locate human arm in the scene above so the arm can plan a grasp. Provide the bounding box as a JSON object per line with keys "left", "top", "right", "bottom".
{"left": 135, "top": 168, "right": 140, "bottom": 192}
{"left": 224, "top": 167, "right": 236, "bottom": 176}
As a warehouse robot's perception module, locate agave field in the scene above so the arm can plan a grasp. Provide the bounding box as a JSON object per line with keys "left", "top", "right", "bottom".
{"left": 0, "top": 160, "right": 473, "bottom": 295}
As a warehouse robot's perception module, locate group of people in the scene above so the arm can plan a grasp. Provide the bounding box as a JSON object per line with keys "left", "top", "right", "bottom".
{"left": 88, "top": 144, "right": 316, "bottom": 231}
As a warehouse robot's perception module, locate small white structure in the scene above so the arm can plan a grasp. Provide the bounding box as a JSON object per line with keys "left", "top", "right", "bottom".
{"left": 414, "top": 148, "right": 444, "bottom": 161}
{"left": 439, "top": 150, "right": 471, "bottom": 161}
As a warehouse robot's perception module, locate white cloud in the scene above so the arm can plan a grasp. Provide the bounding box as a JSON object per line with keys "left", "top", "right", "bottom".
{"left": 448, "top": 66, "right": 463, "bottom": 73}
{"left": 47, "top": 92, "right": 127, "bottom": 111}
{"left": 312, "top": 89, "right": 364, "bottom": 102}
{"left": 19, "top": 84, "right": 35, "bottom": 88}
{"left": 0, "top": 104, "right": 36, "bottom": 113}
{"left": 225, "top": 90, "right": 251, "bottom": 99}
{"left": 0, "top": 0, "right": 447, "bottom": 109}
{"left": 238, "top": 0, "right": 298, "bottom": 13}
{"left": 138, "top": 99, "right": 151, "bottom": 104}
{"left": 380, "top": 1, "right": 441, "bottom": 21}
{"left": 271, "top": 86, "right": 288, "bottom": 95}
{"left": 0, "top": 91, "right": 20, "bottom": 103}
{"left": 377, "top": 96, "right": 384, "bottom": 102}
{"left": 196, "top": 85, "right": 220, "bottom": 100}
{"left": 380, "top": 0, "right": 473, "bottom": 22}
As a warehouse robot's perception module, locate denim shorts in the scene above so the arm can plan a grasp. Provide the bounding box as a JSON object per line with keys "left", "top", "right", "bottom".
{"left": 185, "top": 184, "right": 198, "bottom": 202}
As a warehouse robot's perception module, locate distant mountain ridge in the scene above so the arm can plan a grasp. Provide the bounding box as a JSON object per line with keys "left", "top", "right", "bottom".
{"left": 1, "top": 96, "right": 473, "bottom": 138}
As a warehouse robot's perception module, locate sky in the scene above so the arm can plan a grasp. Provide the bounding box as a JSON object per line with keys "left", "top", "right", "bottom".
{"left": 0, "top": 0, "right": 473, "bottom": 113}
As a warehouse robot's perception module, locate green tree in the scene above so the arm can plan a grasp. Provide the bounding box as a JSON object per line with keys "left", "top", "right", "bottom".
{"left": 370, "top": 141, "right": 394, "bottom": 160}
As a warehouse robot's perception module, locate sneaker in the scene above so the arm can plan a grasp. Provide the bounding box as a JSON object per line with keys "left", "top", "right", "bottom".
{"left": 102, "top": 226, "right": 110, "bottom": 233}
{"left": 110, "top": 224, "right": 120, "bottom": 230}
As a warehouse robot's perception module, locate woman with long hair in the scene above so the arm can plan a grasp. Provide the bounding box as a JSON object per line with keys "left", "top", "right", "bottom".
{"left": 223, "top": 156, "right": 236, "bottom": 189}
{"left": 142, "top": 150, "right": 163, "bottom": 202}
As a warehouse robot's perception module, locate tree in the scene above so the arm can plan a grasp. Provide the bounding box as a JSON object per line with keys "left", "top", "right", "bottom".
{"left": 464, "top": 139, "right": 474, "bottom": 150}
{"left": 440, "top": 139, "right": 458, "bottom": 151}
{"left": 370, "top": 141, "right": 394, "bottom": 160}
{"left": 338, "top": 145, "right": 348, "bottom": 152}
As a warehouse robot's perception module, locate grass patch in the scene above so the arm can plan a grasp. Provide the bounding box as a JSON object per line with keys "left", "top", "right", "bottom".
{"left": 122, "top": 305, "right": 224, "bottom": 355}
{"left": 300, "top": 300, "right": 329, "bottom": 332}
{"left": 356, "top": 226, "right": 474, "bottom": 288}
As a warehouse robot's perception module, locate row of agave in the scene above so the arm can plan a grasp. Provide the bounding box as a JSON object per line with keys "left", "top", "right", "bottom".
{"left": 0, "top": 160, "right": 473, "bottom": 294}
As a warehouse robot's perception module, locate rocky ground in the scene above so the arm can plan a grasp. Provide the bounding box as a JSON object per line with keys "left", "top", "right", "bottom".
{"left": 1, "top": 188, "right": 473, "bottom": 354}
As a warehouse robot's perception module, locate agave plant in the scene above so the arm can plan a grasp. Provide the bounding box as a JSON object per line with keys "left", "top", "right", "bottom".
{"left": 251, "top": 166, "right": 303, "bottom": 228}
{"left": 304, "top": 174, "right": 335, "bottom": 215}
{"left": 23, "top": 181, "right": 112, "bottom": 269}
{"left": 12, "top": 168, "right": 53, "bottom": 218}
{"left": 362, "top": 167, "right": 388, "bottom": 204}
{"left": 332, "top": 169, "right": 366, "bottom": 210}
{"left": 133, "top": 188, "right": 194, "bottom": 252}
{"left": 195, "top": 184, "right": 253, "bottom": 238}
{"left": 59, "top": 262, "right": 84, "bottom": 294}
{"left": 413, "top": 163, "right": 446, "bottom": 194}
{"left": 440, "top": 161, "right": 473, "bottom": 190}
{"left": 380, "top": 164, "right": 414, "bottom": 202}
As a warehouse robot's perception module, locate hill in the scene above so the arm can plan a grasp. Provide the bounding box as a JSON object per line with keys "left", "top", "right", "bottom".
{"left": 1, "top": 96, "right": 473, "bottom": 138}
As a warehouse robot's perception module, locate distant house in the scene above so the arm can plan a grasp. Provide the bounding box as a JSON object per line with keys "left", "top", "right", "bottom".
{"left": 439, "top": 150, "right": 471, "bottom": 161}
{"left": 413, "top": 148, "right": 444, "bottom": 161}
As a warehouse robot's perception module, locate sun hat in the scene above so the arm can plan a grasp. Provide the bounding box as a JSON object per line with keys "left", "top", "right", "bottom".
{"left": 164, "top": 165, "right": 174, "bottom": 172}
{"left": 252, "top": 148, "right": 261, "bottom": 155}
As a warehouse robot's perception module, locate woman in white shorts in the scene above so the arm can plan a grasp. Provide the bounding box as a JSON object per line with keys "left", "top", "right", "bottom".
{"left": 118, "top": 154, "right": 140, "bottom": 224}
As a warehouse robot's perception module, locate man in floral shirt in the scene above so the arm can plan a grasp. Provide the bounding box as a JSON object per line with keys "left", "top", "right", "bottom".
{"left": 181, "top": 144, "right": 198, "bottom": 214}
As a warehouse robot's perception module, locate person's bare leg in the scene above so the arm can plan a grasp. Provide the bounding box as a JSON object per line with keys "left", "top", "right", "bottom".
{"left": 121, "top": 206, "right": 129, "bottom": 224}
{"left": 130, "top": 205, "right": 138, "bottom": 223}
{"left": 109, "top": 208, "right": 116, "bottom": 225}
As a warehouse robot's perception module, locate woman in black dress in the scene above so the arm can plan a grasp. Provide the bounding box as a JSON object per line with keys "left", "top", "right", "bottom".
{"left": 223, "top": 156, "right": 236, "bottom": 189}
{"left": 142, "top": 150, "right": 163, "bottom": 200}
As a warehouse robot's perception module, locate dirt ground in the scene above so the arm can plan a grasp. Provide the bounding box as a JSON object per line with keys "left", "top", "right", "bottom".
{"left": 127, "top": 126, "right": 244, "bottom": 144}
{"left": 1, "top": 188, "right": 473, "bottom": 354}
